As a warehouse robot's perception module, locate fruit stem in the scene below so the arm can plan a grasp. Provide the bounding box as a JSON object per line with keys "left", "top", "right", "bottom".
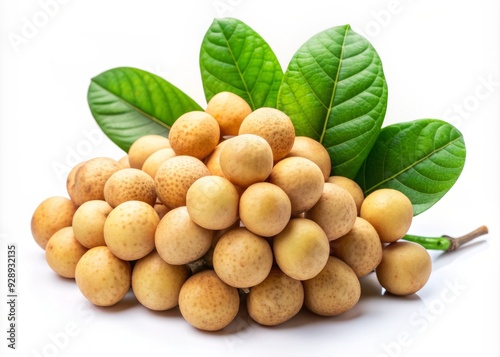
{"left": 403, "top": 225, "right": 489, "bottom": 252}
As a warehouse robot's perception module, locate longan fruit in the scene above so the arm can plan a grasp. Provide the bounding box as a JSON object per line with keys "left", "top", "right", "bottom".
{"left": 31, "top": 196, "right": 77, "bottom": 250}
{"left": 132, "top": 250, "right": 191, "bottom": 311}
{"left": 117, "top": 155, "right": 130, "bottom": 168}
{"left": 239, "top": 182, "right": 291, "bottom": 237}
{"left": 286, "top": 136, "right": 331, "bottom": 181}
{"left": 186, "top": 175, "right": 240, "bottom": 230}
{"left": 103, "top": 168, "right": 157, "bottom": 208}
{"left": 247, "top": 267, "right": 304, "bottom": 326}
{"left": 219, "top": 134, "right": 273, "bottom": 188}
{"left": 305, "top": 182, "right": 357, "bottom": 241}
{"left": 273, "top": 218, "right": 330, "bottom": 281}
{"left": 213, "top": 227, "right": 273, "bottom": 288}
{"left": 204, "top": 140, "right": 228, "bottom": 177}
{"left": 360, "top": 188, "right": 413, "bottom": 243}
{"left": 45, "top": 227, "right": 88, "bottom": 278}
{"left": 141, "top": 148, "right": 176, "bottom": 178}
{"left": 238, "top": 107, "right": 295, "bottom": 161}
{"left": 128, "top": 134, "right": 170, "bottom": 169}
{"left": 72, "top": 200, "right": 112, "bottom": 248}
{"left": 327, "top": 176, "right": 365, "bottom": 214}
{"left": 168, "top": 111, "right": 220, "bottom": 160}
{"left": 66, "top": 161, "right": 85, "bottom": 206}
{"left": 178, "top": 270, "right": 240, "bottom": 331}
{"left": 205, "top": 91, "right": 252, "bottom": 136}
{"left": 155, "top": 206, "right": 213, "bottom": 265}
{"left": 75, "top": 246, "right": 131, "bottom": 307}
{"left": 154, "top": 155, "right": 210, "bottom": 208}
{"left": 330, "top": 217, "right": 382, "bottom": 278}
{"left": 73, "top": 157, "right": 122, "bottom": 206}
{"left": 376, "top": 241, "right": 432, "bottom": 296}
{"left": 103, "top": 200, "right": 160, "bottom": 261}
{"left": 303, "top": 256, "right": 361, "bottom": 316}
{"left": 268, "top": 156, "right": 325, "bottom": 215}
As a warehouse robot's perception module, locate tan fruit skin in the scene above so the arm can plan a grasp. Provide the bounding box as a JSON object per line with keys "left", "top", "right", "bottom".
{"left": 186, "top": 175, "right": 240, "bottom": 230}
{"left": 75, "top": 246, "right": 131, "bottom": 307}
{"left": 238, "top": 107, "right": 295, "bottom": 161}
{"left": 306, "top": 182, "right": 357, "bottom": 241}
{"left": 169, "top": 111, "right": 220, "bottom": 160}
{"left": 268, "top": 157, "right": 325, "bottom": 215}
{"left": 103, "top": 200, "right": 159, "bottom": 261}
{"left": 327, "top": 175, "right": 365, "bottom": 214}
{"left": 132, "top": 251, "right": 191, "bottom": 311}
{"left": 273, "top": 218, "right": 330, "bottom": 281}
{"left": 155, "top": 206, "right": 213, "bottom": 265}
{"left": 376, "top": 241, "right": 432, "bottom": 296}
{"left": 128, "top": 135, "right": 170, "bottom": 169}
{"left": 31, "top": 196, "right": 77, "bottom": 250}
{"left": 239, "top": 182, "right": 291, "bottom": 237}
{"left": 247, "top": 267, "right": 304, "bottom": 326}
{"left": 72, "top": 200, "right": 112, "bottom": 249}
{"left": 154, "top": 155, "right": 210, "bottom": 208}
{"left": 45, "top": 226, "right": 88, "bottom": 278}
{"left": 73, "top": 157, "right": 122, "bottom": 206}
{"left": 360, "top": 188, "right": 413, "bottom": 243}
{"left": 178, "top": 270, "right": 240, "bottom": 331}
{"left": 213, "top": 227, "right": 273, "bottom": 288}
{"left": 330, "top": 217, "right": 382, "bottom": 278}
{"left": 219, "top": 134, "right": 273, "bottom": 188}
{"left": 205, "top": 91, "right": 252, "bottom": 136}
{"left": 287, "top": 136, "right": 332, "bottom": 181}
{"left": 303, "top": 256, "right": 361, "bottom": 316}
{"left": 103, "top": 168, "right": 157, "bottom": 208}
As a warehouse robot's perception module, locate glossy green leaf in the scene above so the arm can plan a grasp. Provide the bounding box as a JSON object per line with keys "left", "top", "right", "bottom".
{"left": 277, "top": 24, "right": 388, "bottom": 178}
{"left": 88, "top": 67, "right": 202, "bottom": 152}
{"left": 200, "top": 17, "right": 283, "bottom": 109}
{"left": 355, "top": 119, "right": 466, "bottom": 216}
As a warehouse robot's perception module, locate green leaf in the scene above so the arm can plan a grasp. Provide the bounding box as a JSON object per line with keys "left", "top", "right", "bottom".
{"left": 200, "top": 17, "right": 283, "bottom": 109}
{"left": 355, "top": 119, "right": 466, "bottom": 216}
{"left": 88, "top": 67, "right": 202, "bottom": 152}
{"left": 277, "top": 24, "right": 388, "bottom": 178}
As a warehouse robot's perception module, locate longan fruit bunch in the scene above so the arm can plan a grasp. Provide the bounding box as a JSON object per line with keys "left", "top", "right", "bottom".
{"left": 31, "top": 91, "right": 432, "bottom": 332}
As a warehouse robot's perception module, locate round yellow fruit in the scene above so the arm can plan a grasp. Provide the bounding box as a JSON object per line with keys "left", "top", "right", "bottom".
{"left": 238, "top": 107, "right": 295, "bottom": 161}
{"left": 360, "top": 188, "right": 413, "bottom": 243}
{"left": 31, "top": 196, "right": 77, "bottom": 250}
{"left": 45, "top": 227, "right": 88, "bottom": 278}
{"left": 186, "top": 175, "right": 240, "bottom": 230}
{"left": 178, "top": 270, "right": 240, "bottom": 331}
{"left": 286, "top": 136, "right": 331, "bottom": 181}
{"left": 128, "top": 134, "right": 170, "bottom": 169}
{"left": 219, "top": 134, "right": 273, "bottom": 188}
{"left": 168, "top": 111, "right": 220, "bottom": 160}
{"left": 205, "top": 91, "right": 252, "bottom": 136}
{"left": 154, "top": 155, "right": 210, "bottom": 208}
{"left": 75, "top": 246, "right": 131, "bottom": 307}
{"left": 103, "top": 200, "right": 160, "bottom": 261}
{"left": 239, "top": 182, "right": 291, "bottom": 237}
{"left": 273, "top": 218, "right": 330, "bottom": 281}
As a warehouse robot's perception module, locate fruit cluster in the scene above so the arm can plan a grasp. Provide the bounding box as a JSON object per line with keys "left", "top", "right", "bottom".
{"left": 31, "top": 91, "right": 432, "bottom": 331}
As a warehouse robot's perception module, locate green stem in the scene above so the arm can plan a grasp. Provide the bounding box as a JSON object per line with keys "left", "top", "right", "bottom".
{"left": 403, "top": 225, "right": 489, "bottom": 252}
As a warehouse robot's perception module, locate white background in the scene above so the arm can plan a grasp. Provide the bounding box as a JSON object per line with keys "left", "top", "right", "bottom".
{"left": 1, "top": 0, "right": 499, "bottom": 356}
